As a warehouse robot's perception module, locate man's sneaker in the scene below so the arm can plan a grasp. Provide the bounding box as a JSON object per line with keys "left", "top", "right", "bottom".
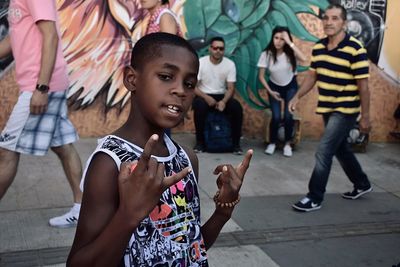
{"left": 233, "top": 145, "right": 243, "bottom": 155}
{"left": 342, "top": 186, "right": 372, "bottom": 200}
{"left": 49, "top": 204, "right": 80, "bottom": 228}
{"left": 292, "top": 197, "right": 321, "bottom": 212}
{"left": 193, "top": 143, "right": 205, "bottom": 153}
{"left": 264, "top": 143, "right": 276, "bottom": 155}
{"left": 283, "top": 144, "right": 293, "bottom": 157}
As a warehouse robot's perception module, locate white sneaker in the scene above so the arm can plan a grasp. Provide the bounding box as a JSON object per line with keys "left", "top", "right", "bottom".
{"left": 49, "top": 203, "right": 80, "bottom": 228}
{"left": 264, "top": 144, "right": 276, "bottom": 155}
{"left": 283, "top": 144, "right": 293, "bottom": 157}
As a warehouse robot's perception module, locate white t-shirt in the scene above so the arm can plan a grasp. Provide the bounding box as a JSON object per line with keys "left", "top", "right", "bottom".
{"left": 197, "top": 56, "right": 236, "bottom": 94}
{"left": 257, "top": 51, "right": 296, "bottom": 86}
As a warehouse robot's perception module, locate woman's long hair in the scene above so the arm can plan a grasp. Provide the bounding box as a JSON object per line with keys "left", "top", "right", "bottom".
{"left": 265, "top": 26, "right": 296, "bottom": 72}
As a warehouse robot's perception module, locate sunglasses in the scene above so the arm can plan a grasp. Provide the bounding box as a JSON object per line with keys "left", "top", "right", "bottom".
{"left": 211, "top": 46, "right": 225, "bottom": 51}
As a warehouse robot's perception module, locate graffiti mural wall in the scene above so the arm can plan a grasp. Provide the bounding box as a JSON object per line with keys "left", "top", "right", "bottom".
{"left": 0, "top": 1, "right": 12, "bottom": 77}
{"left": 1, "top": 0, "right": 399, "bottom": 141}
{"left": 327, "top": 0, "right": 399, "bottom": 83}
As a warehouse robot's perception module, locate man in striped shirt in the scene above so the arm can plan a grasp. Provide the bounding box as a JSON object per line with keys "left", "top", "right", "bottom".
{"left": 289, "top": 4, "right": 372, "bottom": 212}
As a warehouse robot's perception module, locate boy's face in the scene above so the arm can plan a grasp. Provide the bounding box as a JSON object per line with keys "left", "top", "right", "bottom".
{"left": 126, "top": 45, "right": 199, "bottom": 129}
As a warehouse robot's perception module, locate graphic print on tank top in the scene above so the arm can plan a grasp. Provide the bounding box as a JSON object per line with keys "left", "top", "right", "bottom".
{"left": 97, "top": 136, "right": 208, "bottom": 266}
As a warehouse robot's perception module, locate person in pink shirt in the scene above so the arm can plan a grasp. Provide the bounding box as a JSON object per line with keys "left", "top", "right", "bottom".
{"left": 141, "top": 0, "right": 182, "bottom": 37}
{"left": 0, "top": 0, "right": 83, "bottom": 228}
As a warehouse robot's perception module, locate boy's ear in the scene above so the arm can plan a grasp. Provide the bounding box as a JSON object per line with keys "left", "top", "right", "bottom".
{"left": 123, "top": 66, "right": 137, "bottom": 92}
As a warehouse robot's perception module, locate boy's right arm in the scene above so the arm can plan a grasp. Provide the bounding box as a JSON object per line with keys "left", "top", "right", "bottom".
{"left": 67, "top": 152, "right": 134, "bottom": 266}
{"left": 67, "top": 135, "right": 190, "bottom": 267}
{"left": 0, "top": 36, "right": 12, "bottom": 59}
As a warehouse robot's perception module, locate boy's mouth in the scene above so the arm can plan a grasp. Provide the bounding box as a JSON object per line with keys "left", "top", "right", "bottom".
{"left": 166, "top": 104, "right": 181, "bottom": 114}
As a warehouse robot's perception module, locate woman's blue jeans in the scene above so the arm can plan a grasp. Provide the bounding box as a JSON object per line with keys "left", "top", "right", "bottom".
{"left": 268, "top": 78, "right": 298, "bottom": 143}
{"left": 307, "top": 112, "right": 371, "bottom": 203}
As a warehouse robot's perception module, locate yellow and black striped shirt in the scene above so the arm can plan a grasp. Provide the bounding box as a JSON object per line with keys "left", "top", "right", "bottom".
{"left": 310, "top": 34, "right": 369, "bottom": 114}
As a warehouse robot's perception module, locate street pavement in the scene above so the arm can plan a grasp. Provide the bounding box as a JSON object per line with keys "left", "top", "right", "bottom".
{"left": 0, "top": 133, "right": 399, "bottom": 267}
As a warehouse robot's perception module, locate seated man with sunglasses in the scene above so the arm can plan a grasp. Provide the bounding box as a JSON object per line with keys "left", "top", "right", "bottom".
{"left": 192, "top": 36, "right": 243, "bottom": 155}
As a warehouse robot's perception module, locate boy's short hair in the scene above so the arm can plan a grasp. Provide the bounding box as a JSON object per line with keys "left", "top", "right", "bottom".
{"left": 130, "top": 32, "right": 198, "bottom": 70}
{"left": 209, "top": 36, "right": 225, "bottom": 45}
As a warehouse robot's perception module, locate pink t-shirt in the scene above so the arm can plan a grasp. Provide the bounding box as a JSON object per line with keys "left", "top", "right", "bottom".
{"left": 8, "top": 0, "right": 69, "bottom": 92}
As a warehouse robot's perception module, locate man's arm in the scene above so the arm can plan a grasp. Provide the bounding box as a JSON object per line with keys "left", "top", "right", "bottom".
{"left": 216, "top": 81, "right": 234, "bottom": 112}
{"left": 36, "top": 20, "right": 58, "bottom": 86}
{"left": 30, "top": 20, "right": 58, "bottom": 114}
{"left": 194, "top": 86, "right": 217, "bottom": 107}
{"left": 222, "top": 81, "right": 234, "bottom": 103}
{"left": 289, "top": 70, "right": 317, "bottom": 112}
{"left": 0, "top": 36, "right": 12, "bottom": 59}
{"left": 357, "top": 78, "right": 370, "bottom": 133}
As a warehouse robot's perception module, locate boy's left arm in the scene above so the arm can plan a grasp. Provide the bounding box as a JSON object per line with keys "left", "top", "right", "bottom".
{"left": 201, "top": 150, "right": 253, "bottom": 250}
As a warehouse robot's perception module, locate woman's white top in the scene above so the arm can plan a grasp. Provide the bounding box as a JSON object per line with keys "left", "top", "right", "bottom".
{"left": 257, "top": 51, "right": 296, "bottom": 86}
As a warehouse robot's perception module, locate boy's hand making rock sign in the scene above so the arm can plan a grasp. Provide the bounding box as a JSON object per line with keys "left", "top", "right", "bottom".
{"left": 213, "top": 149, "right": 253, "bottom": 217}
{"left": 117, "top": 134, "right": 192, "bottom": 227}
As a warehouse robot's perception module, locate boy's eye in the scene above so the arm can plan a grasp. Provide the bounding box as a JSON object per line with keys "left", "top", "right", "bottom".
{"left": 158, "top": 74, "right": 172, "bottom": 81}
{"left": 185, "top": 80, "right": 196, "bottom": 89}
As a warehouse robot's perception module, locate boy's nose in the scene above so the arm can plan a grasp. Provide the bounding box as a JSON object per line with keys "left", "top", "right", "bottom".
{"left": 171, "top": 82, "right": 185, "bottom": 95}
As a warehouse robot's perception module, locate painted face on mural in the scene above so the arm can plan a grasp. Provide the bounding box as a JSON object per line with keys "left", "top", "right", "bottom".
{"left": 127, "top": 45, "right": 198, "bottom": 129}
{"left": 209, "top": 40, "right": 225, "bottom": 62}
{"left": 322, "top": 7, "right": 347, "bottom": 38}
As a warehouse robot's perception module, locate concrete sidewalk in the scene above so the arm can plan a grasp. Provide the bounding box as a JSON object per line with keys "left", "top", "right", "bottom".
{"left": 1, "top": 133, "right": 399, "bottom": 267}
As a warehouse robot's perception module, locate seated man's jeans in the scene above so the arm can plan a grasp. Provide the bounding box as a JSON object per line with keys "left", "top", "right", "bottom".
{"left": 307, "top": 112, "right": 370, "bottom": 203}
{"left": 192, "top": 94, "right": 243, "bottom": 146}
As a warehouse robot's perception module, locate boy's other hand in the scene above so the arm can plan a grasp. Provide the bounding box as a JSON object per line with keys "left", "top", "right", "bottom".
{"left": 213, "top": 149, "right": 253, "bottom": 216}
{"left": 117, "top": 134, "right": 191, "bottom": 226}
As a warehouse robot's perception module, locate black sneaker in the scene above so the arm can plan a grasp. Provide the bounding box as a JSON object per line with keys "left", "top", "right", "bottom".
{"left": 342, "top": 186, "right": 372, "bottom": 200}
{"left": 193, "top": 143, "right": 205, "bottom": 153}
{"left": 232, "top": 146, "right": 243, "bottom": 155}
{"left": 292, "top": 197, "right": 321, "bottom": 212}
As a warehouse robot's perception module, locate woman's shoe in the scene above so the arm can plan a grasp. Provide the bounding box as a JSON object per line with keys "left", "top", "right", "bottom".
{"left": 264, "top": 143, "right": 276, "bottom": 155}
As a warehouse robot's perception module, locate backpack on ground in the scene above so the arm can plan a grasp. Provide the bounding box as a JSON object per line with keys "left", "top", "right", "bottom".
{"left": 204, "top": 110, "right": 233, "bottom": 153}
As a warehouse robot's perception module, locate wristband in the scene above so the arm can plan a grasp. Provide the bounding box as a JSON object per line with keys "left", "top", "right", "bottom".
{"left": 290, "top": 42, "right": 295, "bottom": 48}
{"left": 213, "top": 190, "right": 241, "bottom": 208}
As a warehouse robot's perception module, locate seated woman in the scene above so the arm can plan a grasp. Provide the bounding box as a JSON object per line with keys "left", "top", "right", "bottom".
{"left": 258, "top": 26, "right": 306, "bottom": 157}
